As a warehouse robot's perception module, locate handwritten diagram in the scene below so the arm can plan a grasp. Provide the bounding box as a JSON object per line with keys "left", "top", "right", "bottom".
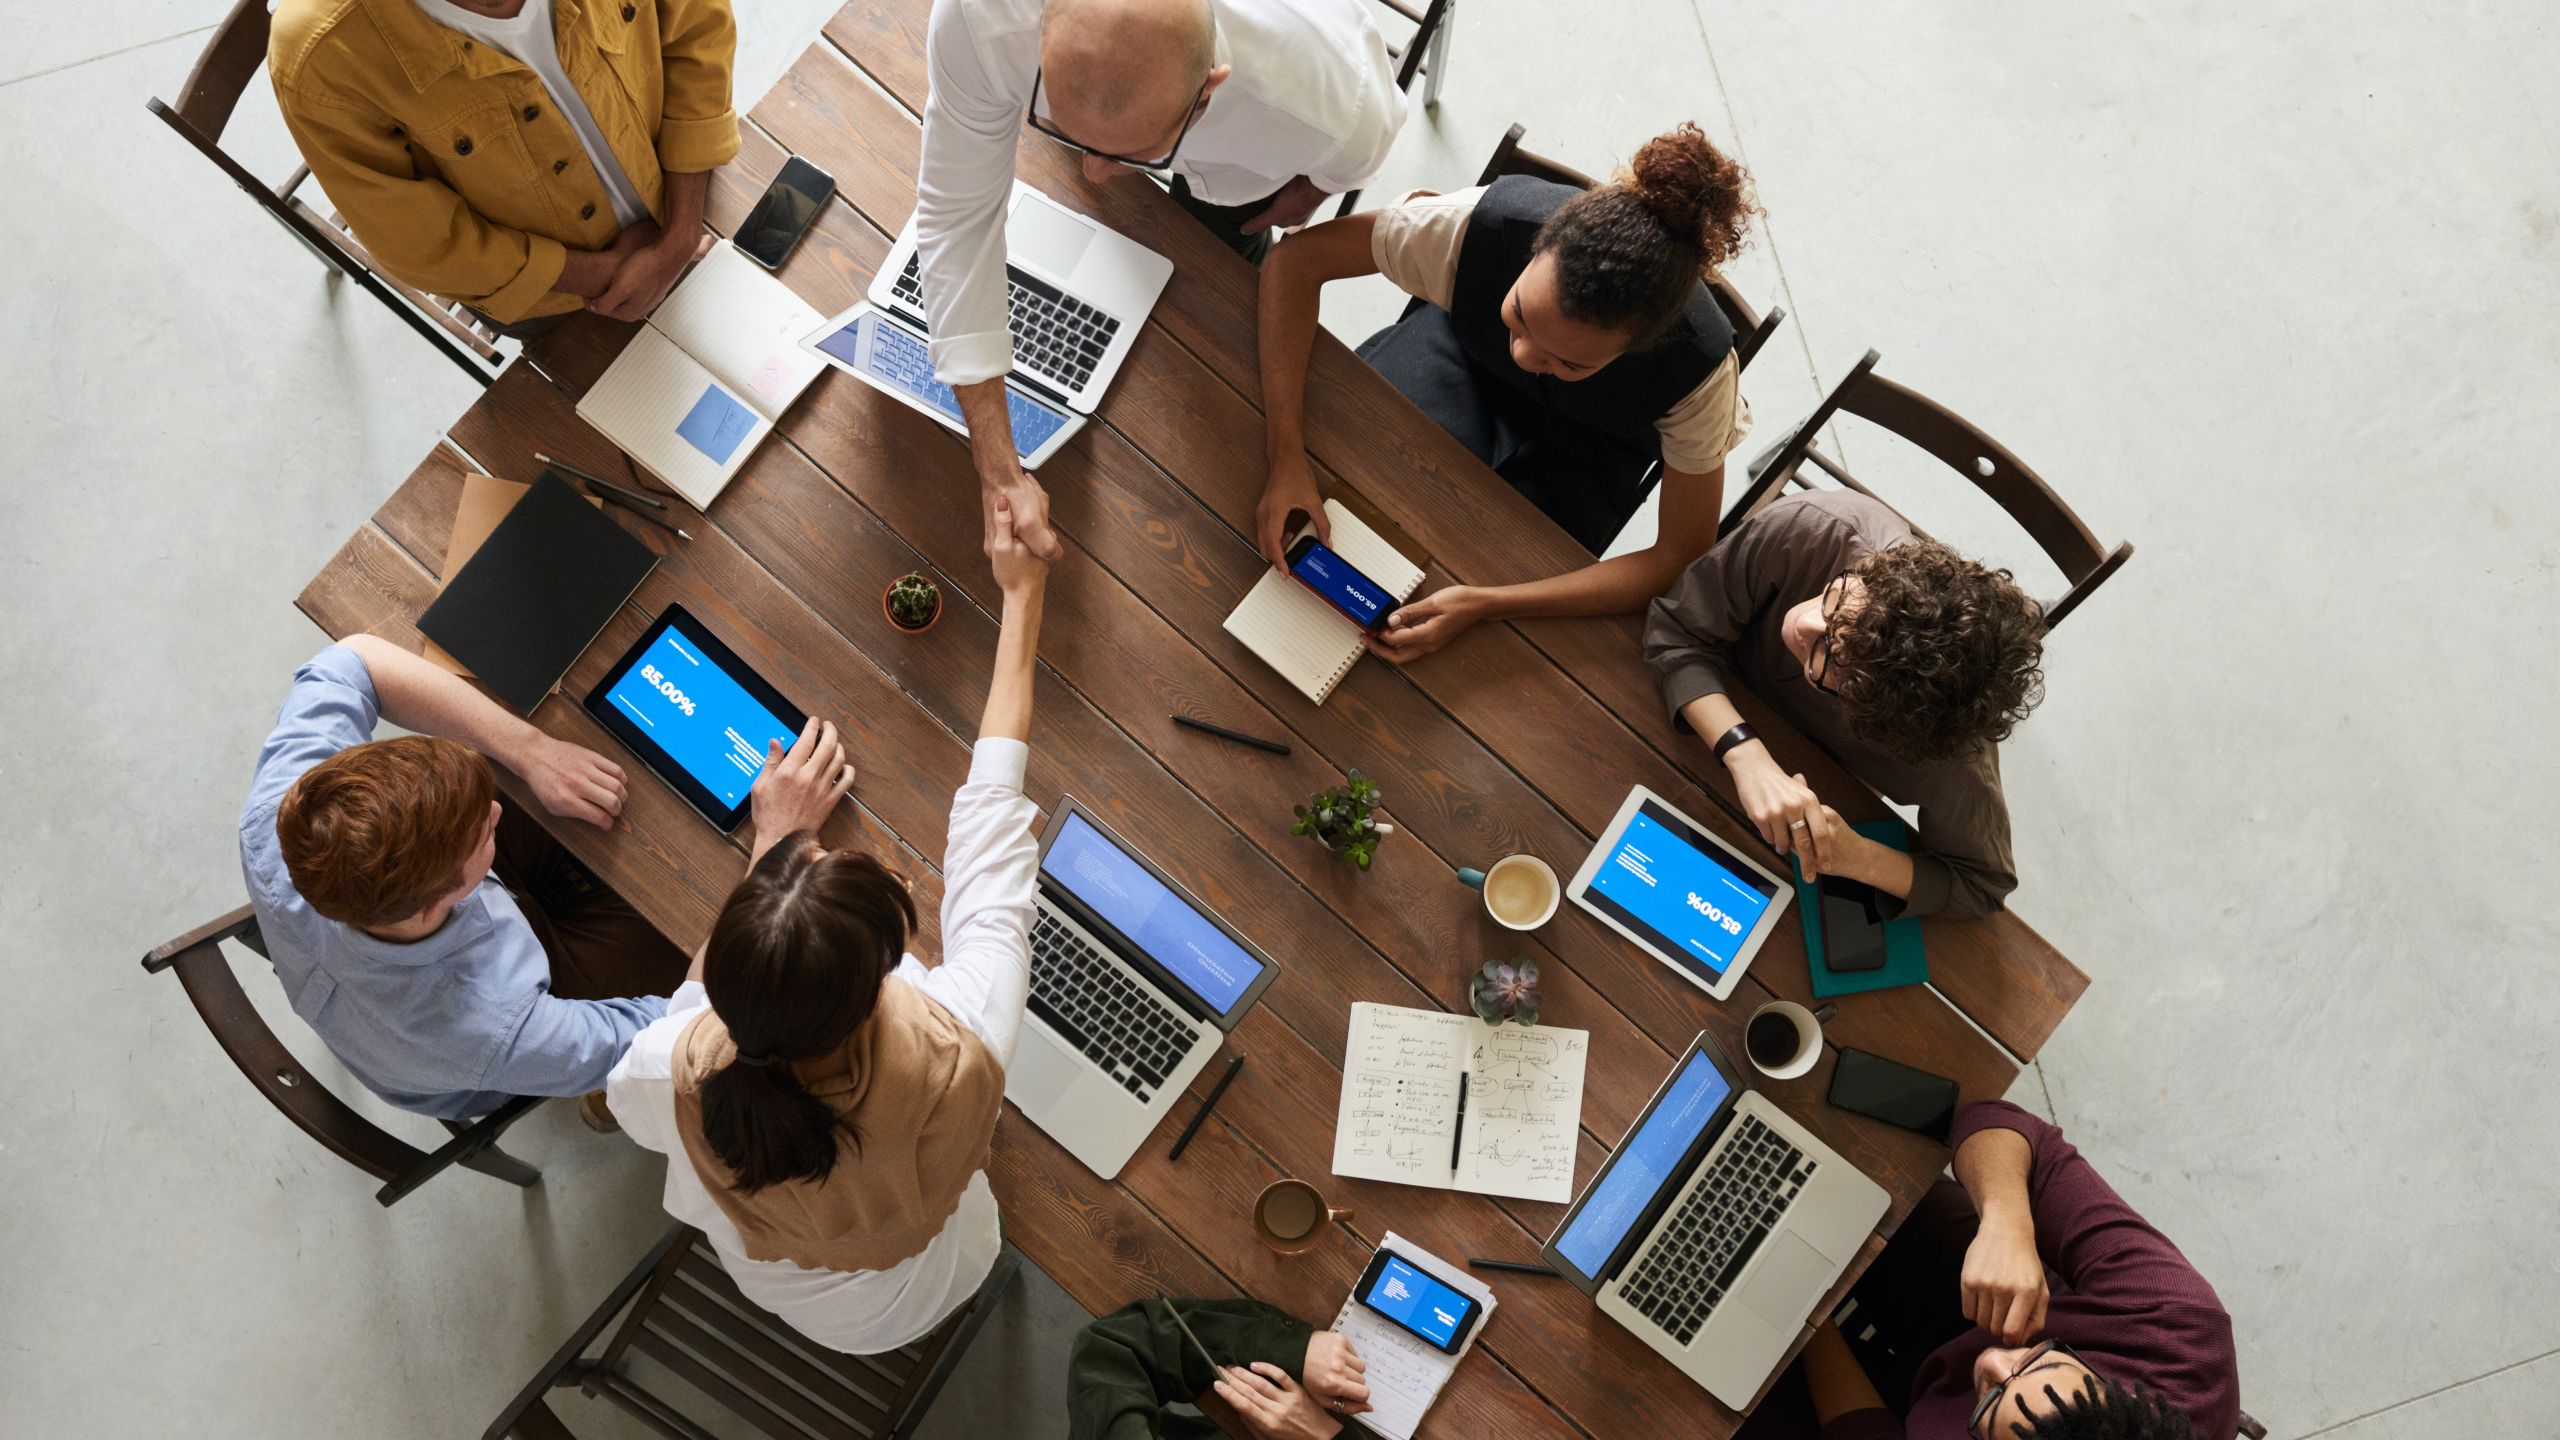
{"left": 1331, "top": 1003, "right": 1588, "bottom": 1204}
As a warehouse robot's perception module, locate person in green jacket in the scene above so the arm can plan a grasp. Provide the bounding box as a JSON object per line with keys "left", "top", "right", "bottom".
{"left": 1069, "top": 1298, "right": 1374, "bottom": 1440}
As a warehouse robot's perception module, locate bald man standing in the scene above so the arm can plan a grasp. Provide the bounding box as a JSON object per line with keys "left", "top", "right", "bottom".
{"left": 919, "top": 0, "right": 1406, "bottom": 559}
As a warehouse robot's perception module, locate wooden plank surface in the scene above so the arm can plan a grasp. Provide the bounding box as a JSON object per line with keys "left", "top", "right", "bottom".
{"left": 286, "top": 10, "right": 2092, "bottom": 1435}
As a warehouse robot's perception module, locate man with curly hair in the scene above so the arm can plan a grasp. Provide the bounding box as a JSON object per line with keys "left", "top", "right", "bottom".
{"left": 1642, "top": 491, "right": 2047, "bottom": 917}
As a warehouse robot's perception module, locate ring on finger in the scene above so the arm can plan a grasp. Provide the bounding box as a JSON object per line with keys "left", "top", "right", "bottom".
{"left": 1789, "top": 819, "right": 1809, "bottom": 831}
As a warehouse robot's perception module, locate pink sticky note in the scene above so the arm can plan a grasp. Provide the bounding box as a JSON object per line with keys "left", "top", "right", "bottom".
{"left": 749, "top": 351, "right": 794, "bottom": 401}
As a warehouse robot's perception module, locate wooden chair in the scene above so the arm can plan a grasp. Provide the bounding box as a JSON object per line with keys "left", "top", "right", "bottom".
{"left": 1730, "top": 348, "right": 2133, "bottom": 630}
{"left": 1474, "top": 123, "right": 1787, "bottom": 373}
{"left": 484, "top": 1226, "right": 1021, "bottom": 1440}
{"left": 1329, "top": 0, "right": 1457, "bottom": 217}
{"left": 146, "top": 0, "right": 507, "bottom": 383}
{"left": 141, "top": 905, "right": 547, "bottom": 1207}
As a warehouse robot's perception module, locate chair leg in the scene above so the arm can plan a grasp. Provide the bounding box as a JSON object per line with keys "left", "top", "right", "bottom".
{"left": 377, "top": 1095, "right": 547, "bottom": 1206}
{"left": 1422, "top": 0, "right": 1455, "bottom": 108}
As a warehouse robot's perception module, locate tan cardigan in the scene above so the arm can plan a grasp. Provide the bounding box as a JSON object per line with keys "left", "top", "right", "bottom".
{"left": 668, "top": 976, "right": 1005, "bottom": 1274}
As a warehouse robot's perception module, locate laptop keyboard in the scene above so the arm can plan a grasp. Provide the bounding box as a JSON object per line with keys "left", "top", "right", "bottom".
{"left": 1025, "top": 910, "right": 1195, "bottom": 1102}
{"left": 893, "top": 254, "right": 1120, "bottom": 395}
{"left": 1618, "top": 1113, "right": 1817, "bottom": 1346}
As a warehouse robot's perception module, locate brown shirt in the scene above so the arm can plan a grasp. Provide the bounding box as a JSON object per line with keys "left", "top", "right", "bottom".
{"left": 1640, "top": 491, "right": 2016, "bottom": 919}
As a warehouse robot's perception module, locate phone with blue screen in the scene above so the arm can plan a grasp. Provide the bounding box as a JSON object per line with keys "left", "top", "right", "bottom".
{"left": 1285, "top": 532, "right": 1394, "bottom": 632}
{"left": 1353, "top": 1250, "right": 1483, "bottom": 1355}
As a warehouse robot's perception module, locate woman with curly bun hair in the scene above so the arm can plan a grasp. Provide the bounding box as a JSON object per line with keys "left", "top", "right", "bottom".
{"left": 1254, "top": 123, "right": 1762, "bottom": 661}
{"left": 1643, "top": 491, "right": 2048, "bottom": 919}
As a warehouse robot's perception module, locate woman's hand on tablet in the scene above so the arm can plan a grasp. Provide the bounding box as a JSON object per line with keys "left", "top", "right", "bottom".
{"left": 519, "top": 734, "right": 627, "bottom": 829}
{"left": 747, "top": 718, "right": 856, "bottom": 861}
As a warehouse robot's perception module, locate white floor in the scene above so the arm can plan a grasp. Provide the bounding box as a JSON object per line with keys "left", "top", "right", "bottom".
{"left": 4, "top": 2, "right": 2556, "bottom": 1437}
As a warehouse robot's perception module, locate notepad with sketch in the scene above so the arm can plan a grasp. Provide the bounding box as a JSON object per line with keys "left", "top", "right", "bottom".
{"left": 1222, "top": 499, "right": 1427, "bottom": 705}
{"left": 1330, "top": 1002, "right": 1588, "bottom": 1205}
{"left": 575, "top": 243, "right": 828, "bottom": 510}
{"left": 1326, "top": 1233, "right": 1496, "bottom": 1440}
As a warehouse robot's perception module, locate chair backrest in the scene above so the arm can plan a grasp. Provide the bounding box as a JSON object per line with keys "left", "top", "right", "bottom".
{"left": 1732, "top": 348, "right": 2134, "bottom": 630}
{"left": 166, "top": 0, "right": 277, "bottom": 140}
{"left": 488, "top": 1227, "right": 1018, "bottom": 1440}
{"left": 1474, "top": 123, "right": 1786, "bottom": 372}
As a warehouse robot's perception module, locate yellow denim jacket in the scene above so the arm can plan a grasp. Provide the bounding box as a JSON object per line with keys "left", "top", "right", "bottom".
{"left": 271, "top": 0, "right": 739, "bottom": 322}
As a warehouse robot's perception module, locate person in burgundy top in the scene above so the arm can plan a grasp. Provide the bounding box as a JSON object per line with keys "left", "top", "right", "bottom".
{"left": 1758, "top": 1101, "right": 2240, "bottom": 1440}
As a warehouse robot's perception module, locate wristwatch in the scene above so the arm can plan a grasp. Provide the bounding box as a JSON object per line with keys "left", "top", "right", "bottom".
{"left": 1710, "top": 722, "right": 1760, "bottom": 763}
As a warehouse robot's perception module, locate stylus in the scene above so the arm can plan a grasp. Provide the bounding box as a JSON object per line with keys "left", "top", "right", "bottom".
{"left": 1172, "top": 714, "right": 1291, "bottom": 756}
{"left": 589, "top": 486, "right": 693, "bottom": 541}
{"left": 1166, "top": 1053, "right": 1245, "bottom": 1162}
{"left": 538, "top": 453, "right": 667, "bottom": 508}
{"left": 1466, "top": 1258, "right": 1560, "bottom": 1276}
{"left": 1450, "top": 1071, "right": 1469, "bottom": 1173}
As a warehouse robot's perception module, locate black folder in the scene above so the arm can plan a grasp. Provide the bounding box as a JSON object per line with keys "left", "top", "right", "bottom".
{"left": 417, "top": 472, "right": 658, "bottom": 715}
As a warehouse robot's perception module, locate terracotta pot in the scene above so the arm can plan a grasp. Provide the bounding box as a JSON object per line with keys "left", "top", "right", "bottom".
{"left": 882, "top": 580, "right": 941, "bottom": 634}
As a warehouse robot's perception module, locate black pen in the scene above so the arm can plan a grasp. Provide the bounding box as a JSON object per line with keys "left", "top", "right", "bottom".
{"left": 1467, "top": 1258, "right": 1560, "bottom": 1277}
{"left": 588, "top": 485, "right": 693, "bottom": 540}
{"left": 1450, "top": 1071, "right": 1469, "bottom": 1173}
{"left": 538, "top": 452, "right": 667, "bottom": 508}
{"left": 1172, "top": 714, "right": 1291, "bottom": 756}
{"left": 1166, "top": 1053, "right": 1245, "bottom": 1162}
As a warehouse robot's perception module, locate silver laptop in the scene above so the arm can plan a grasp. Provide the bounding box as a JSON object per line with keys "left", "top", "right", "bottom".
{"left": 1005, "top": 798, "right": 1278, "bottom": 1180}
{"left": 870, "top": 180, "right": 1172, "bottom": 412}
{"left": 1542, "top": 1031, "right": 1888, "bottom": 1410}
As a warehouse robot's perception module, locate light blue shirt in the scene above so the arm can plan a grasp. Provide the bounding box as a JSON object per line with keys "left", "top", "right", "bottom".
{"left": 238, "top": 646, "right": 665, "bottom": 1119}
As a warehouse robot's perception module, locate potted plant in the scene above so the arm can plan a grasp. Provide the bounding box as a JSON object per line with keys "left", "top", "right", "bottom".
{"left": 882, "top": 571, "right": 942, "bottom": 634}
{"left": 1291, "top": 770, "right": 1393, "bottom": 870}
{"left": 1470, "top": 957, "right": 1541, "bottom": 1027}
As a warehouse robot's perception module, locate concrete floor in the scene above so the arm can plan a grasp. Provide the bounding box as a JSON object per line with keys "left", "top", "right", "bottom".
{"left": 3, "top": 1, "right": 2555, "bottom": 1436}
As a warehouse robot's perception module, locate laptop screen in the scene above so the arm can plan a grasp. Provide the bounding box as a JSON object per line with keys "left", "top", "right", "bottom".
{"left": 1550, "top": 1045, "right": 1734, "bottom": 1285}
{"left": 1041, "top": 811, "right": 1267, "bottom": 1013}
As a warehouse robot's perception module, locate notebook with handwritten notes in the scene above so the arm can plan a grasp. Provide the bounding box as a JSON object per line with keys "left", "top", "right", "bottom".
{"left": 1222, "top": 498, "right": 1428, "bottom": 705}
{"left": 1328, "top": 1233, "right": 1496, "bottom": 1440}
{"left": 1330, "top": 1002, "right": 1588, "bottom": 1205}
{"left": 575, "top": 243, "right": 827, "bottom": 510}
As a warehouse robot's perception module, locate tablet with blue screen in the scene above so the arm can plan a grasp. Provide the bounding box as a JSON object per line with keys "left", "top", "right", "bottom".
{"left": 800, "top": 303, "right": 1086, "bottom": 468}
{"left": 1568, "top": 786, "right": 1793, "bottom": 1001}
{"left": 584, "top": 605, "right": 808, "bottom": 833}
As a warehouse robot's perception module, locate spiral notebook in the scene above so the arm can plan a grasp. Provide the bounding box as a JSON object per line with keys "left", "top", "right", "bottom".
{"left": 1222, "top": 498, "right": 1427, "bottom": 705}
{"left": 1327, "top": 1233, "right": 1495, "bottom": 1440}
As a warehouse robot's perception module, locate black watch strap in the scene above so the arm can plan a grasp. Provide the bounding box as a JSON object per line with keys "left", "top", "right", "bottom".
{"left": 1710, "top": 722, "right": 1759, "bottom": 762}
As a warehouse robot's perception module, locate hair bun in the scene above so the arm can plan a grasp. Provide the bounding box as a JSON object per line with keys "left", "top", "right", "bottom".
{"left": 1622, "top": 122, "right": 1758, "bottom": 267}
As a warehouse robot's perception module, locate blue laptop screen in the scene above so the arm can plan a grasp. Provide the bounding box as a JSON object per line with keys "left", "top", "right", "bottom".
{"left": 1042, "top": 811, "right": 1265, "bottom": 1013}
{"left": 815, "top": 312, "right": 1072, "bottom": 460}
{"left": 1554, "top": 1049, "right": 1732, "bottom": 1278}
{"left": 1584, "top": 801, "right": 1778, "bottom": 981}
{"left": 600, "top": 626, "right": 797, "bottom": 809}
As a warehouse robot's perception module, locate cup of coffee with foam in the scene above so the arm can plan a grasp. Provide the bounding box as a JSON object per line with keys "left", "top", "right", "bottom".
{"left": 1458, "top": 854, "right": 1561, "bottom": 931}
{"left": 1255, "top": 1178, "right": 1351, "bottom": 1255}
{"left": 1743, "top": 1000, "right": 1834, "bottom": 1081}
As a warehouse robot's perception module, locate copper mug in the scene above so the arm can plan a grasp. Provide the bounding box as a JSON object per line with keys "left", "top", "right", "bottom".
{"left": 1254, "top": 1179, "right": 1351, "bottom": 1255}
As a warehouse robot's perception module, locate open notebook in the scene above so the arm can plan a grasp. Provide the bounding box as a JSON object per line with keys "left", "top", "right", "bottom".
{"left": 1222, "top": 498, "right": 1427, "bottom": 705}
{"left": 1330, "top": 1002, "right": 1588, "bottom": 1205}
{"left": 575, "top": 243, "right": 827, "bottom": 510}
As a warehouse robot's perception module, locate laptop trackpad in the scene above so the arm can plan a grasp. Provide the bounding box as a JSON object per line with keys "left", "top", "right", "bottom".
{"left": 1007, "top": 1029, "right": 1087, "bottom": 1109}
{"left": 1739, "top": 1233, "right": 1835, "bottom": 1329}
{"left": 1008, "top": 196, "right": 1097, "bottom": 281}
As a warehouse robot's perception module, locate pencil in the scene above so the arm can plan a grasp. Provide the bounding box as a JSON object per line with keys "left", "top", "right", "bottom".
{"left": 1166, "top": 1053, "right": 1246, "bottom": 1161}
{"left": 589, "top": 486, "right": 692, "bottom": 540}
{"left": 537, "top": 452, "right": 666, "bottom": 508}
{"left": 1172, "top": 714, "right": 1291, "bottom": 756}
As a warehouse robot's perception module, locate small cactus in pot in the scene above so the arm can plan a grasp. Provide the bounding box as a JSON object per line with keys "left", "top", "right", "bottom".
{"left": 883, "top": 571, "right": 942, "bottom": 633}
{"left": 1291, "top": 770, "right": 1392, "bottom": 869}
{"left": 1470, "top": 957, "right": 1541, "bottom": 1027}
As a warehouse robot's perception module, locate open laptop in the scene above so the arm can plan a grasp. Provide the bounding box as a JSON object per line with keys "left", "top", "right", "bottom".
{"left": 1541, "top": 1031, "right": 1888, "bottom": 1410}
{"left": 1006, "top": 797, "right": 1278, "bottom": 1180}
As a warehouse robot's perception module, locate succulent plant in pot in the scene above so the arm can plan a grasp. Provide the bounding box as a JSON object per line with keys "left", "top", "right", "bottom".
{"left": 1291, "top": 769, "right": 1393, "bottom": 869}
{"left": 1470, "top": 957, "right": 1541, "bottom": 1027}
{"left": 882, "top": 571, "right": 942, "bottom": 633}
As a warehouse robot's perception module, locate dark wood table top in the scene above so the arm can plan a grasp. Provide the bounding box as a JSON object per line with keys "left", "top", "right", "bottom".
{"left": 296, "top": 7, "right": 2087, "bottom": 1432}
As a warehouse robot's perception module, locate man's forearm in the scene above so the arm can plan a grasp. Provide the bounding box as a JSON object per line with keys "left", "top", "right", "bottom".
{"left": 955, "top": 378, "right": 1022, "bottom": 483}
{"left": 660, "top": 169, "right": 710, "bottom": 237}
{"left": 1802, "top": 1322, "right": 1889, "bottom": 1425}
{"left": 555, "top": 246, "right": 620, "bottom": 298}
{"left": 1467, "top": 546, "right": 1693, "bottom": 625}
{"left": 1256, "top": 241, "right": 1324, "bottom": 460}
{"left": 1828, "top": 834, "right": 1918, "bottom": 899}
{"left": 338, "top": 634, "right": 541, "bottom": 771}
{"left": 1954, "top": 1125, "right": 2037, "bottom": 1232}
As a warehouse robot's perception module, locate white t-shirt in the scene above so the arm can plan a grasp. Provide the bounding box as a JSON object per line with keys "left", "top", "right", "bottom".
{"left": 413, "top": 0, "right": 651, "bottom": 229}
{"left": 607, "top": 738, "right": 1038, "bottom": 1355}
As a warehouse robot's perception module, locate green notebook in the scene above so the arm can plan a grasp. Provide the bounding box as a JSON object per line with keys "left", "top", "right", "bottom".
{"left": 1794, "top": 820, "right": 1928, "bottom": 997}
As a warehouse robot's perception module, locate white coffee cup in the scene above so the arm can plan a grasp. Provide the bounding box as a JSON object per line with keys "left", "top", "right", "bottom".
{"left": 1459, "top": 854, "right": 1561, "bottom": 931}
{"left": 1743, "top": 1000, "right": 1830, "bottom": 1080}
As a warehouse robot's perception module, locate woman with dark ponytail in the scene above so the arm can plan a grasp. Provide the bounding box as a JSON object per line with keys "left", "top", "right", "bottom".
{"left": 606, "top": 498, "right": 1051, "bottom": 1354}
{"left": 1255, "top": 122, "right": 1762, "bottom": 660}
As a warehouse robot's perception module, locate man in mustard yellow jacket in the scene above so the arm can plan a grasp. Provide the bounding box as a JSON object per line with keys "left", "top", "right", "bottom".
{"left": 271, "top": 0, "right": 739, "bottom": 328}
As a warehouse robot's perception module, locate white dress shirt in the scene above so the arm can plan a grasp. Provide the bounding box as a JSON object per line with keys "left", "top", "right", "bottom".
{"left": 607, "top": 738, "right": 1039, "bottom": 1354}
{"left": 917, "top": 0, "right": 1407, "bottom": 384}
{"left": 411, "top": 0, "right": 652, "bottom": 228}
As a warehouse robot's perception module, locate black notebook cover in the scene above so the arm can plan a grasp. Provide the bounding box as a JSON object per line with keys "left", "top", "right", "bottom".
{"left": 417, "top": 472, "right": 659, "bottom": 715}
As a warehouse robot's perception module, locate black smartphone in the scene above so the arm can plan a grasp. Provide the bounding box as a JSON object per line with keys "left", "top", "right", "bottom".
{"left": 1827, "top": 1047, "right": 1961, "bottom": 1142}
{"left": 734, "top": 156, "right": 834, "bottom": 270}
{"left": 1284, "top": 532, "right": 1394, "bottom": 632}
{"left": 1817, "top": 874, "right": 1891, "bottom": 973}
{"left": 1353, "top": 1249, "right": 1483, "bottom": 1355}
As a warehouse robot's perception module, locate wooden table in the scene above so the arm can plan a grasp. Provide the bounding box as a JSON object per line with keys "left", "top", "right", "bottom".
{"left": 297, "top": 7, "right": 2088, "bottom": 1432}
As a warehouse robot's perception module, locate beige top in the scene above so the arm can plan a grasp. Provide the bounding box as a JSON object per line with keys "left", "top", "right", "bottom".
{"left": 1368, "top": 186, "right": 1750, "bottom": 474}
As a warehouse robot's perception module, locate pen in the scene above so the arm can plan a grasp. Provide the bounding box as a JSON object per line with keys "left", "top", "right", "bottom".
{"left": 1450, "top": 1071, "right": 1469, "bottom": 1173}
{"left": 538, "top": 453, "right": 667, "bottom": 508}
{"left": 1466, "top": 1258, "right": 1560, "bottom": 1277}
{"left": 1171, "top": 714, "right": 1291, "bottom": 756}
{"left": 588, "top": 485, "right": 693, "bottom": 540}
{"left": 1166, "top": 1053, "right": 1245, "bottom": 1161}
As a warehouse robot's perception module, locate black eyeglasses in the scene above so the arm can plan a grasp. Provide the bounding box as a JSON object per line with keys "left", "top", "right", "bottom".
{"left": 1806, "top": 572, "right": 1854, "bottom": 695}
{"left": 1969, "top": 1340, "right": 2093, "bottom": 1439}
{"left": 1024, "top": 67, "right": 1208, "bottom": 174}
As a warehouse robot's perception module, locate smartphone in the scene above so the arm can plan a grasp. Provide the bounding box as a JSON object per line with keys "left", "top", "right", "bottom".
{"left": 1827, "top": 1047, "right": 1961, "bottom": 1142}
{"left": 1817, "top": 875, "right": 1890, "bottom": 973}
{"left": 735, "top": 156, "right": 835, "bottom": 270}
{"left": 1354, "top": 1249, "right": 1483, "bottom": 1355}
{"left": 1285, "top": 532, "right": 1394, "bottom": 631}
